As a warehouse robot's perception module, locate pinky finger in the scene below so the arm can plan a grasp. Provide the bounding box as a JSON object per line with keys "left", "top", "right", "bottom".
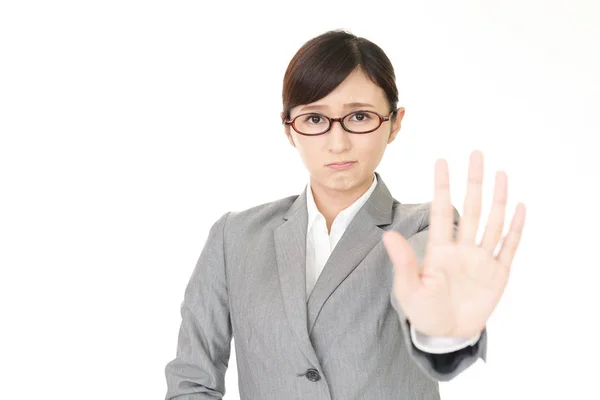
{"left": 496, "top": 203, "right": 527, "bottom": 271}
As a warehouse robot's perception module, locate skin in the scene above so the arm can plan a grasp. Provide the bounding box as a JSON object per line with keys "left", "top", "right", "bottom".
{"left": 282, "top": 65, "right": 527, "bottom": 338}
{"left": 282, "top": 66, "right": 405, "bottom": 234}
{"left": 383, "top": 154, "right": 526, "bottom": 337}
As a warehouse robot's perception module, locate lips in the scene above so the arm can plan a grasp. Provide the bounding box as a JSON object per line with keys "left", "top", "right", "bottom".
{"left": 327, "top": 161, "right": 355, "bottom": 166}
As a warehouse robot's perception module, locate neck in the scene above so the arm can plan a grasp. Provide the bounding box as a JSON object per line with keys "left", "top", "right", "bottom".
{"left": 310, "top": 174, "right": 374, "bottom": 232}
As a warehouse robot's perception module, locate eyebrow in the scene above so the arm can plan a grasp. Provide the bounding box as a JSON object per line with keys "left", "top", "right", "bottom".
{"left": 299, "top": 102, "right": 376, "bottom": 112}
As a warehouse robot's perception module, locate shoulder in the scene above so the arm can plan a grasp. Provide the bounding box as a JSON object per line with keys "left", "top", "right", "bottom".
{"left": 221, "top": 193, "right": 300, "bottom": 237}
{"left": 227, "top": 193, "right": 297, "bottom": 223}
{"left": 391, "top": 201, "right": 461, "bottom": 230}
{"left": 392, "top": 201, "right": 430, "bottom": 219}
{"left": 389, "top": 201, "right": 431, "bottom": 233}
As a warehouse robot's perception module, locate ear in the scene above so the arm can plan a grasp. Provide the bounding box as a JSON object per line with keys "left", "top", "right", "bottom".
{"left": 281, "top": 111, "right": 296, "bottom": 148}
{"left": 287, "top": 131, "right": 296, "bottom": 148}
{"left": 388, "top": 107, "right": 405, "bottom": 144}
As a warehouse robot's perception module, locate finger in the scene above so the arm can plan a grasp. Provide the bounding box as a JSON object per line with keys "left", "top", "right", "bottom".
{"left": 383, "top": 231, "right": 421, "bottom": 301}
{"left": 458, "top": 150, "right": 484, "bottom": 245}
{"left": 429, "top": 159, "right": 454, "bottom": 246}
{"left": 480, "top": 171, "right": 508, "bottom": 253}
{"left": 496, "top": 203, "right": 526, "bottom": 271}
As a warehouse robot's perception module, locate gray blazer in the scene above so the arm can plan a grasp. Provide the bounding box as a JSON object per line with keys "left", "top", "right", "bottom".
{"left": 164, "top": 171, "right": 487, "bottom": 399}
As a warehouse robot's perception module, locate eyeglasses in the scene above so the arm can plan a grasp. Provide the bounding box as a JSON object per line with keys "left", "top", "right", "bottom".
{"left": 284, "top": 110, "right": 395, "bottom": 136}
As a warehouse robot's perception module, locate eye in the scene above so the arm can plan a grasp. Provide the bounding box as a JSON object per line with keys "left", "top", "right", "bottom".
{"left": 350, "top": 112, "right": 371, "bottom": 121}
{"left": 302, "top": 114, "right": 326, "bottom": 124}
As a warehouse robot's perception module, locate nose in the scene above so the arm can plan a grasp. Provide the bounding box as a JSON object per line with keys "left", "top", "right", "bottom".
{"left": 327, "top": 118, "right": 351, "bottom": 152}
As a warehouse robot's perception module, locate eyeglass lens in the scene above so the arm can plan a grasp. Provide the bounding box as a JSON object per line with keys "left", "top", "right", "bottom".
{"left": 293, "top": 111, "right": 381, "bottom": 134}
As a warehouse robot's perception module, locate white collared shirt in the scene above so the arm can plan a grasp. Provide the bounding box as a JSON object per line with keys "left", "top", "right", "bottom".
{"left": 305, "top": 172, "right": 480, "bottom": 354}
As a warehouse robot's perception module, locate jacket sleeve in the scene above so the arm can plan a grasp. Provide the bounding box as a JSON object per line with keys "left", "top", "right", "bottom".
{"left": 390, "top": 204, "right": 487, "bottom": 382}
{"left": 164, "top": 212, "right": 233, "bottom": 399}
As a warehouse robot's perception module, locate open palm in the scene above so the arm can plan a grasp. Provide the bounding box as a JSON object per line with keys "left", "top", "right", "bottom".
{"left": 383, "top": 150, "right": 526, "bottom": 338}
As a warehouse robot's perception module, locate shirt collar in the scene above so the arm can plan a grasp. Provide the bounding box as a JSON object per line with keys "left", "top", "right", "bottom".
{"left": 306, "top": 172, "right": 378, "bottom": 235}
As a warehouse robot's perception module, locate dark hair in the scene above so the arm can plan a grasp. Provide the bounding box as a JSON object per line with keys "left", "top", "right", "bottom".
{"left": 281, "top": 29, "right": 399, "bottom": 124}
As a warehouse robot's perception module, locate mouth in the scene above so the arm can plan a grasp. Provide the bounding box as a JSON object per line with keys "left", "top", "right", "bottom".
{"left": 326, "top": 161, "right": 356, "bottom": 170}
{"left": 326, "top": 161, "right": 356, "bottom": 166}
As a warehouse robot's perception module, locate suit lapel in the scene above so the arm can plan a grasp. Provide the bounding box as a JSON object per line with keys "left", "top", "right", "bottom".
{"left": 274, "top": 171, "right": 395, "bottom": 366}
{"left": 306, "top": 172, "right": 395, "bottom": 333}
{"left": 274, "top": 187, "right": 317, "bottom": 366}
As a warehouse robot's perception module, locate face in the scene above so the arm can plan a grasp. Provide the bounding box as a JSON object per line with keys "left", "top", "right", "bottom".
{"left": 282, "top": 67, "right": 405, "bottom": 197}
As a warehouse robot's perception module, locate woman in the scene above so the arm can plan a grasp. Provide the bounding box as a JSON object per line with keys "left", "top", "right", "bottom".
{"left": 164, "top": 29, "right": 526, "bottom": 400}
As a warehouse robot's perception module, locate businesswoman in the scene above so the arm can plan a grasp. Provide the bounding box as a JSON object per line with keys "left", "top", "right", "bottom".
{"left": 164, "top": 29, "right": 526, "bottom": 400}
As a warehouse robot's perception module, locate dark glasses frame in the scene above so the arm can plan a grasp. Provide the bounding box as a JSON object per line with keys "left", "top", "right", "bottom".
{"left": 283, "top": 109, "right": 396, "bottom": 136}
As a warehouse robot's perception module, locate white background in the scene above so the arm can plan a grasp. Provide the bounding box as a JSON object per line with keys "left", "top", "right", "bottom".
{"left": 1, "top": 1, "right": 599, "bottom": 399}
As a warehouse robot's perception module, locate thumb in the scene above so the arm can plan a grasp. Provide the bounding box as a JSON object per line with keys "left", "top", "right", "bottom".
{"left": 382, "top": 231, "right": 421, "bottom": 302}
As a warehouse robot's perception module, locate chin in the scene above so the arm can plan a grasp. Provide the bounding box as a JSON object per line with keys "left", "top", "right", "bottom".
{"left": 327, "top": 174, "right": 361, "bottom": 189}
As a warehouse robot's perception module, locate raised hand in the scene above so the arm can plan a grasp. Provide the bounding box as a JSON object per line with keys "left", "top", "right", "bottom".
{"left": 382, "top": 150, "right": 526, "bottom": 338}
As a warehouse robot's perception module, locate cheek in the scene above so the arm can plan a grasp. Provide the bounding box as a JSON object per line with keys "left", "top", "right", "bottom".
{"left": 353, "top": 135, "right": 387, "bottom": 155}
{"left": 295, "top": 139, "right": 322, "bottom": 163}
